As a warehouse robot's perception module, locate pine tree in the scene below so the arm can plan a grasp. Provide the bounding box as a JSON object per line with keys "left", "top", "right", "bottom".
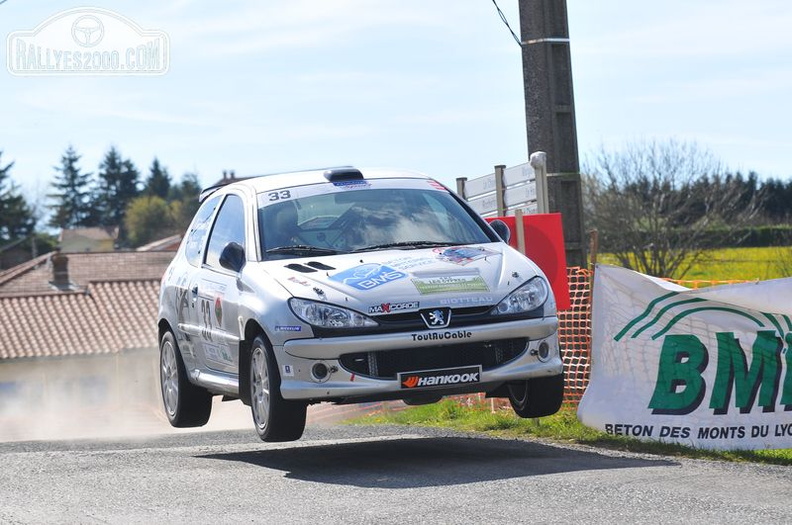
{"left": 144, "top": 158, "right": 171, "bottom": 199}
{"left": 48, "top": 146, "right": 96, "bottom": 229}
{"left": 94, "top": 146, "right": 140, "bottom": 230}
{"left": 0, "top": 151, "right": 35, "bottom": 245}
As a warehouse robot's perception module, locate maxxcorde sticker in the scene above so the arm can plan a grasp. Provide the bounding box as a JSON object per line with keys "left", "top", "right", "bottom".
{"left": 400, "top": 366, "right": 481, "bottom": 389}
{"left": 368, "top": 301, "right": 420, "bottom": 315}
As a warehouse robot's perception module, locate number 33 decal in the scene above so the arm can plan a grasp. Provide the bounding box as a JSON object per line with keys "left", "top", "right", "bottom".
{"left": 267, "top": 190, "right": 291, "bottom": 201}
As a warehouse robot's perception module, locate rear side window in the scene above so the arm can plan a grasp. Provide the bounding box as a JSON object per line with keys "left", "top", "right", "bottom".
{"left": 185, "top": 195, "right": 221, "bottom": 267}
{"left": 205, "top": 195, "right": 246, "bottom": 269}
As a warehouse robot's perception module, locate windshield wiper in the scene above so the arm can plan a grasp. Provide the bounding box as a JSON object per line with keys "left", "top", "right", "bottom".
{"left": 266, "top": 245, "right": 344, "bottom": 256}
{"left": 352, "top": 241, "right": 459, "bottom": 252}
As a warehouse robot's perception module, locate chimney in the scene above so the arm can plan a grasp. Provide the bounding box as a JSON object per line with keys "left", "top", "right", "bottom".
{"left": 229, "top": 170, "right": 235, "bottom": 179}
{"left": 51, "top": 251, "right": 70, "bottom": 289}
{"left": 222, "top": 170, "right": 228, "bottom": 180}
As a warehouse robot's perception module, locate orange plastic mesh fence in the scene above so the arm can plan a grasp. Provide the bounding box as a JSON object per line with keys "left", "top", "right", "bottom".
{"left": 559, "top": 267, "right": 593, "bottom": 405}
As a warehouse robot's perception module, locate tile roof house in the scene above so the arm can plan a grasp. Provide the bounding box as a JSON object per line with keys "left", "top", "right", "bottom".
{"left": 0, "top": 250, "right": 174, "bottom": 359}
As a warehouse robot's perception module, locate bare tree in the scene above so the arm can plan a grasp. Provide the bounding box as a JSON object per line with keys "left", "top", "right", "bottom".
{"left": 583, "top": 139, "right": 758, "bottom": 278}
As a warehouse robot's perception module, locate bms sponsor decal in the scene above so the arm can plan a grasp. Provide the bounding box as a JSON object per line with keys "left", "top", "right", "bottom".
{"left": 330, "top": 264, "right": 407, "bottom": 291}
{"left": 434, "top": 246, "right": 498, "bottom": 266}
{"left": 368, "top": 301, "right": 420, "bottom": 315}
{"left": 412, "top": 275, "right": 489, "bottom": 295}
{"left": 400, "top": 366, "right": 481, "bottom": 389}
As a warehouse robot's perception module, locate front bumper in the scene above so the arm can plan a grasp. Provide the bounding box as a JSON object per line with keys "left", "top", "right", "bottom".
{"left": 277, "top": 317, "right": 562, "bottom": 402}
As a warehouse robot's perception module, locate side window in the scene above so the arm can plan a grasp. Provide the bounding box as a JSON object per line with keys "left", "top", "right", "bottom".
{"left": 205, "top": 194, "right": 246, "bottom": 270}
{"left": 185, "top": 195, "right": 221, "bottom": 267}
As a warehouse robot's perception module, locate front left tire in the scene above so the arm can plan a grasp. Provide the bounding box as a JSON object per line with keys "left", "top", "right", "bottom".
{"left": 160, "top": 331, "right": 213, "bottom": 427}
{"left": 249, "top": 335, "right": 307, "bottom": 442}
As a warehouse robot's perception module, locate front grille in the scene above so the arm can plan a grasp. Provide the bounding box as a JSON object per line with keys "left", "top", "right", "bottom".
{"left": 374, "top": 306, "right": 492, "bottom": 325}
{"left": 339, "top": 338, "right": 528, "bottom": 379}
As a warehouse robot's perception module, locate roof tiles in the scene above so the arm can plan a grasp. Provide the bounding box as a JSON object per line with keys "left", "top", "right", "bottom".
{"left": 0, "top": 280, "right": 161, "bottom": 360}
{"left": 0, "top": 251, "right": 172, "bottom": 360}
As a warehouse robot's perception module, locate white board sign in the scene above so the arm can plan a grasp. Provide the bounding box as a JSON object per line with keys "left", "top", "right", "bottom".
{"left": 462, "top": 161, "right": 537, "bottom": 216}
{"left": 578, "top": 265, "right": 792, "bottom": 450}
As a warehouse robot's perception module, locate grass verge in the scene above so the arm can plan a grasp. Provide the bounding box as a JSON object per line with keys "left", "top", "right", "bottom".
{"left": 346, "top": 400, "right": 792, "bottom": 466}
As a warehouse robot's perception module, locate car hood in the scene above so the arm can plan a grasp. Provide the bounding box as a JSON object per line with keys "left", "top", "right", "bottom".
{"left": 252, "top": 243, "right": 551, "bottom": 313}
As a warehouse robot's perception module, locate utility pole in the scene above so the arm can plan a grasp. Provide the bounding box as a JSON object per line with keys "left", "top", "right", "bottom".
{"left": 519, "top": 0, "right": 586, "bottom": 267}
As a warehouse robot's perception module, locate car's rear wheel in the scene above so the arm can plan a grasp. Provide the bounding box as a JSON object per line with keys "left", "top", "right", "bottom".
{"left": 507, "top": 373, "right": 564, "bottom": 418}
{"left": 160, "top": 331, "right": 213, "bottom": 427}
{"left": 250, "top": 335, "right": 307, "bottom": 442}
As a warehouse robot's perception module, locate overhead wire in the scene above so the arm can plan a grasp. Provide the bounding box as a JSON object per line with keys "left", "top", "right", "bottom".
{"left": 490, "top": 0, "right": 522, "bottom": 47}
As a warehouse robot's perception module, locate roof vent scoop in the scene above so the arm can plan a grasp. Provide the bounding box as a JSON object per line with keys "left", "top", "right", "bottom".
{"left": 323, "top": 167, "right": 363, "bottom": 182}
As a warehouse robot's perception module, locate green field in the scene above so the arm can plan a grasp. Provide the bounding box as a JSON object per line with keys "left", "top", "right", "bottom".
{"left": 599, "top": 246, "right": 792, "bottom": 283}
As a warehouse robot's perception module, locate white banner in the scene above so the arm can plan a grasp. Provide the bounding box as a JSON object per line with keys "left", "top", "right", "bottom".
{"left": 578, "top": 265, "right": 792, "bottom": 450}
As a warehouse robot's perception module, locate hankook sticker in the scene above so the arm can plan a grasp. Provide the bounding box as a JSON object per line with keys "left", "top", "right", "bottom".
{"left": 400, "top": 366, "right": 481, "bottom": 389}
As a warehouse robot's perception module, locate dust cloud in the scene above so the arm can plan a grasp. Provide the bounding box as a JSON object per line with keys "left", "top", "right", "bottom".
{"left": 0, "top": 352, "right": 248, "bottom": 443}
{"left": 0, "top": 352, "right": 385, "bottom": 443}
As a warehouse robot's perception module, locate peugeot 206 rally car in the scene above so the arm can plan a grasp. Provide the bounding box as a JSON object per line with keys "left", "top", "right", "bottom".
{"left": 158, "top": 167, "right": 564, "bottom": 441}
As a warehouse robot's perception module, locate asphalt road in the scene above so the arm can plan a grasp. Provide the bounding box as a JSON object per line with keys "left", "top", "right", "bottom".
{"left": 2, "top": 424, "right": 792, "bottom": 524}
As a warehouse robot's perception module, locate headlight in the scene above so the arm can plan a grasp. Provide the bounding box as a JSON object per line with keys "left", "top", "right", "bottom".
{"left": 492, "top": 277, "right": 549, "bottom": 315}
{"left": 289, "top": 298, "right": 378, "bottom": 329}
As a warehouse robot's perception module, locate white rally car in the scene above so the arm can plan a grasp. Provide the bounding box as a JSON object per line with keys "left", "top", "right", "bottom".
{"left": 158, "top": 167, "right": 564, "bottom": 441}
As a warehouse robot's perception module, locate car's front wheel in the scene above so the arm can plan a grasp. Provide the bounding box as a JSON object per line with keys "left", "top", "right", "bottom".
{"left": 249, "top": 335, "right": 307, "bottom": 442}
{"left": 160, "top": 331, "right": 212, "bottom": 427}
{"left": 507, "top": 373, "right": 564, "bottom": 418}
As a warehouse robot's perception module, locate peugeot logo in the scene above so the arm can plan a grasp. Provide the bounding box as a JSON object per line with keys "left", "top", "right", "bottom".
{"left": 421, "top": 308, "right": 452, "bottom": 329}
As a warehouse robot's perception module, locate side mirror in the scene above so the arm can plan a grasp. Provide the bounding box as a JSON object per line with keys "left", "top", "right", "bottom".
{"left": 489, "top": 219, "right": 511, "bottom": 243}
{"left": 219, "top": 242, "right": 246, "bottom": 272}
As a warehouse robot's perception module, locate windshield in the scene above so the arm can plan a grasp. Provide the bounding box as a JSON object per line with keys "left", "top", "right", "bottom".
{"left": 258, "top": 181, "right": 492, "bottom": 259}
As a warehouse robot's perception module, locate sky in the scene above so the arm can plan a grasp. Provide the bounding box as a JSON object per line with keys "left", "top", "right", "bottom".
{"left": 1, "top": 0, "right": 791, "bottom": 211}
